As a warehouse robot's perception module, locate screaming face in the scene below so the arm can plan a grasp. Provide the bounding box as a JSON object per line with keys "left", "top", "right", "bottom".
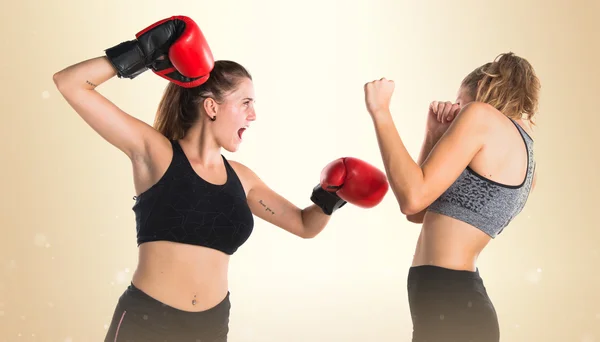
{"left": 208, "top": 77, "right": 257, "bottom": 152}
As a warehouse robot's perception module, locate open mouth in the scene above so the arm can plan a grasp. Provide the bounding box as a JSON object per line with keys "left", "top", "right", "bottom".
{"left": 237, "top": 126, "right": 248, "bottom": 139}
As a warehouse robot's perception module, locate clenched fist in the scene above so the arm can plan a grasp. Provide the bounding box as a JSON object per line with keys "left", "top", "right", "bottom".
{"left": 364, "top": 78, "right": 395, "bottom": 117}
{"left": 427, "top": 101, "right": 461, "bottom": 138}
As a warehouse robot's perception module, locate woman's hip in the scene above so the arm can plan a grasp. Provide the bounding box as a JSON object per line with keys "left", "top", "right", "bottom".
{"left": 407, "top": 265, "right": 500, "bottom": 342}
{"left": 104, "top": 283, "right": 231, "bottom": 342}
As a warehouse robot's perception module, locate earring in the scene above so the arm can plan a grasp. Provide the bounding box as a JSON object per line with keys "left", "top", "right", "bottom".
{"left": 210, "top": 116, "right": 216, "bottom": 121}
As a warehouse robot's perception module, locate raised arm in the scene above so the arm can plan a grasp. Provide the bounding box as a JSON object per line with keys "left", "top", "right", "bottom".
{"left": 405, "top": 132, "right": 438, "bottom": 223}
{"left": 366, "top": 92, "right": 491, "bottom": 217}
{"left": 406, "top": 101, "right": 460, "bottom": 223}
{"left": 364, "top": 77, "right": 494, "bottom": 216}
{"left": 52, "top": 16, "right": 214, "bottom": 162}
{"left": 53, "top": 57, "right": 159, "bottom": 160}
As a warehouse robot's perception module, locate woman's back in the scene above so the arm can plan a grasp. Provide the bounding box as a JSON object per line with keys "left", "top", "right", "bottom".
{"left": 414, "top": 106, "right": 537, "bottom": 271}
{"left": 364, "top": 51, "right": 543, "bottom": 342}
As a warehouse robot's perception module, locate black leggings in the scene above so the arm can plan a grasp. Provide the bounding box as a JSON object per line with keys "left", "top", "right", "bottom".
{"left": 408, "top": 265, "right": 500, "bottom": 342}
{"left": 104, "top": 283, "right": 231, "bottom": 342}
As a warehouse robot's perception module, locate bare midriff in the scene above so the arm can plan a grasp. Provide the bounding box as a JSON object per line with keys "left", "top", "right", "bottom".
{"left": 412, "top": 211, "right": 492, "bottom": 272}
{"left": 131, "top": 241, "right": 230, "bottom": 312}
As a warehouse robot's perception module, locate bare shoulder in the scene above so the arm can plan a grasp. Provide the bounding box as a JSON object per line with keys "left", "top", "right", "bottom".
{"left": 457, "top": 102, "right": 524, "bottom": 138}
{"left": 446, "top": 102, "right": 497, "bottom": 138}
{"left": 458, "top": 102, "right": 503, "bottom": 124}
{"left": 227, "top": 160, "right": 262, "bottom": 192}
{"left": 227, "top": 160, "right": 253, "bottom": 176}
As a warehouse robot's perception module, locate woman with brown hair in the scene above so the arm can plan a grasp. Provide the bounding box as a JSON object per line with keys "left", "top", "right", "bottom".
{"left": 363, "top": 52, "right": 539, "bottom": 341}
{"left": 52, "top": 16, "right": 389, "bottom": 341}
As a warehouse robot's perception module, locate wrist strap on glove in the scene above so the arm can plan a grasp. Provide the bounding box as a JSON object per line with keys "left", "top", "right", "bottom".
{"left": 105, "top": 40, "right": 148, "bottom": 79}
{"left": 310, "top": 184, "right": 347, "bottom": 215}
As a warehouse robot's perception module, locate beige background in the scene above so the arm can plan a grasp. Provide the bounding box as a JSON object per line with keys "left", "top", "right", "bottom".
{"left": 1, "top": 0, "right": 599, "bottom": 341}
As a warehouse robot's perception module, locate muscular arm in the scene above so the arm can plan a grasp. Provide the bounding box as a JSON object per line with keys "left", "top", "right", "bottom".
{"left": 229, "top": 161, "right": 331, "bottom": 239}
{"left": 53, "top": 57, "right": 163, "bottom": 161}
{"left": 370, "top": 102, "right": 491, "bottom": 215}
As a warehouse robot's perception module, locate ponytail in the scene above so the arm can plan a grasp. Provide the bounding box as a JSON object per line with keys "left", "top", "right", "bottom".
{"left": 154, "top": 83, "right": 189, "bottom": 140}
{"left": 462, "top": 52, "right": 540, "bottom": 124}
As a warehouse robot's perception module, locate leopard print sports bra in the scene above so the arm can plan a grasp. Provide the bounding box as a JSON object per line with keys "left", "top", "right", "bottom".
{"left": 426, "top": 118, "right": 535, "bottom": 238}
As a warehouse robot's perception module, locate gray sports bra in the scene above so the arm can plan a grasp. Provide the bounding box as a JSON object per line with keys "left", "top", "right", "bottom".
{"left": 426, "top": 118, "right": 535, "bottom": 237}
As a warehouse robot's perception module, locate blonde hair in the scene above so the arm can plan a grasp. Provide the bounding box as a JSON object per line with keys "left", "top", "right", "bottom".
{"left": 461, "top": 52, "right": 541, "bottom": 125}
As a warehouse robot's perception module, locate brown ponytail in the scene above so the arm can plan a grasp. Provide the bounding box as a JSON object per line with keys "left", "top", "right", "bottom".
{"left": 461, "top": 52, "right": 541, "bottom": 124}
{"left": 153, "top": 60, "right": 253, "bottom": 140}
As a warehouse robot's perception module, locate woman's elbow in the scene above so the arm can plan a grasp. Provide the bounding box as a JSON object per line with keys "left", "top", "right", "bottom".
{"left": 406, "top": 214, "right": 424, "bottom": 224}
{"left": 401, "top": 206, "right": 418, "bottom": 216}
{"left": 399, "top": 197, "right": 423, "bottom": 216}
{"left": 299, "top": 229, "right": 320, "bottom": 239}
{"left": 391, "top": 186, "right": 423, "bottom": 216}
{"left": 52, "top": 72, "right": 67, "bottom": 91}
{"left": 405, "top": 207, "right": 426, "bottom": 224}
{"left": 53, "top": 72, "right": 82, "bottom": 97}
{"left": 301, "top": 233, "right": 317, "bottom": 239}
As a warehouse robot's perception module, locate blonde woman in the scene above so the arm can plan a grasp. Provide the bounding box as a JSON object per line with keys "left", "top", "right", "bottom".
{"left": 364, "top": 52, "right": 539, "bottom": 341}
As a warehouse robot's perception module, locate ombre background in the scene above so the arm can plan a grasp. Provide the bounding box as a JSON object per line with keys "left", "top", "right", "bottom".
{"left": 1, "top": 0, "right": 599, "bottom": 341}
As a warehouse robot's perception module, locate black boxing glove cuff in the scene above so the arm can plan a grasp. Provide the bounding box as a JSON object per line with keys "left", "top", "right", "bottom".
{"left": 310, "top": 184, "right": 347, "bottom": 215}
{"left": 105, "top": 40, "right": 148, "bottom": 79}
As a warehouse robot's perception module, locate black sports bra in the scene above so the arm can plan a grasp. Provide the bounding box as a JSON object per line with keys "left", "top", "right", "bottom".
{"left": 131, "top": 140, "right": 254, "bottom": 255}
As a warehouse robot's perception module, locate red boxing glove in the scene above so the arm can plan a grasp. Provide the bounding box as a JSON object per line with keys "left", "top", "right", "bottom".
{"left": 311, "top": 157, "right": 389, "bottom": 215}
{"left": 105, "top": 15, "right": 214, "bottom": 88}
